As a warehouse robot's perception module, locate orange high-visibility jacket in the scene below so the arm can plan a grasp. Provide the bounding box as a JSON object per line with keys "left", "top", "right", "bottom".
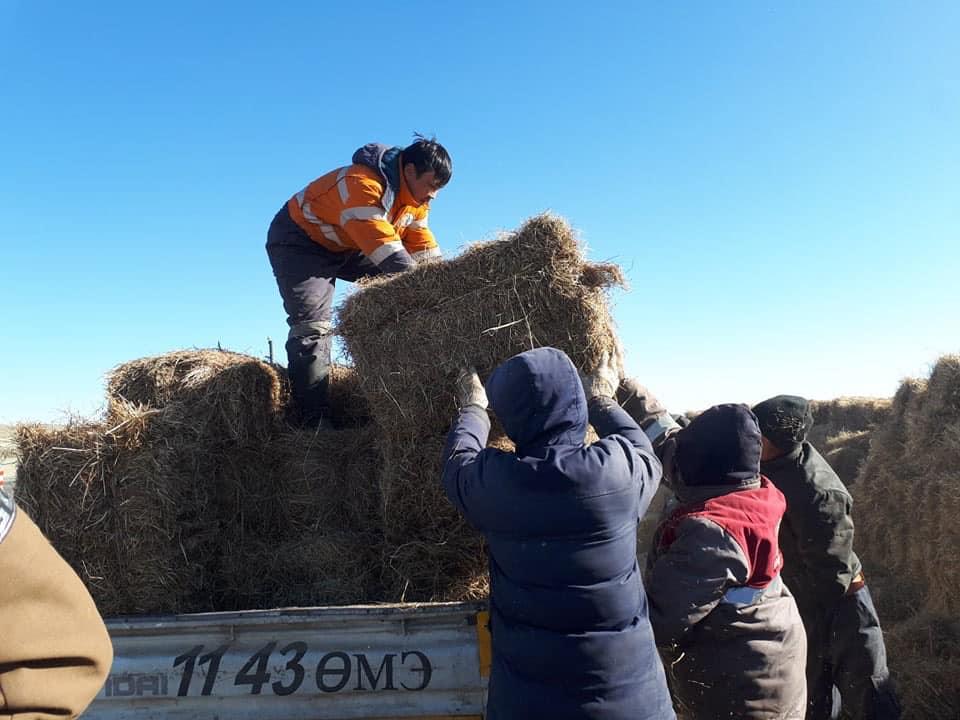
{"left": 287, "top": 143, "right": 441, "bottom": 274}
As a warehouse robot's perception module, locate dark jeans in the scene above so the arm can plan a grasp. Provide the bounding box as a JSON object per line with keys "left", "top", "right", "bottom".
{"left": 807, "top": 586, "right": 901, "bottom": 720}
{"left": 265, "top": 204, "right": 378, "bottom": 424}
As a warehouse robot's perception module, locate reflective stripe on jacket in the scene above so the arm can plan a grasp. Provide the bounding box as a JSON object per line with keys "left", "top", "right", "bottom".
{"left": 286, "top": 143, "right": 440, "bottom": 273}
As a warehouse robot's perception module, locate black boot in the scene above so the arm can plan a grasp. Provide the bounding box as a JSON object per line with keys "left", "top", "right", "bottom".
{"left": 285, "top": 338, "right": 333, "bottom": 430}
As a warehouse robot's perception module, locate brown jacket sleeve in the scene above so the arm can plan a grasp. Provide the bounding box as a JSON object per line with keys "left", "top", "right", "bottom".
{"left": 0, "top": 494, "right": 113, "bottom": 720}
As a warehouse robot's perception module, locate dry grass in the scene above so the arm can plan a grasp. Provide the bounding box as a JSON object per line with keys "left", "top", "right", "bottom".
{"left": 807, "top": 397, "right": 890, "bottom": 486}
{"left": 853, "top": 356, "right": 960, "bottom": 718}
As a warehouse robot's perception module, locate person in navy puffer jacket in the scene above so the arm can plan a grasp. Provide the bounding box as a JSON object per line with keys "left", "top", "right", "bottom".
{"left": 441, "top": 347, "right": 675, "bottom": 720}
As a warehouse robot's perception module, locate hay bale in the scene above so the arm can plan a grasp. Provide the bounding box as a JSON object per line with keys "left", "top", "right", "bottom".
{"left": 881, "top": 612, "right": 960, "bottom": 719}
{"left": 14, "top": 405, "right": 219, "bottom": 616}
{"left": 106, "top": 349, "right": 285, "bottom": 444}
{"left": 808, "top": 397, "right": 890, "bottom": 486}
{"left": 810, "top": 396, "right": 891, "bottom": 435}
{"left": 853, "top": 355, "right": 960, "bottom": 717}
{"left": 337, "top": 214, "right": 623, "bottom": 601}
{"left": 273, "top": 424, "right": 382, "bottom": 534}
{"left": 326, "top": 364, "right": 371, "bottom": 428}
{"left": 337, "top": 213, "right": 624, "bottom": 435}
{"left": 230, "top": 534, "right": 383, "bottom": 609}
{"left": 374, "top": 434, "right": 497, "bottom": 602}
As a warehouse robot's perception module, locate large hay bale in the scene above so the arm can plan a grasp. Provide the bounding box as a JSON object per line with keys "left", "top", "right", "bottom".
{"left": 375, "top": 436, "right": 487, "bottom": 602}
{"left": 337, "top": 214, "right": 624, "bottom": 435}
{"left": 810, "top": 397, "right": 891, "bottom": 436}
{"left": 337, "top": 214, "right": 624, "bottom": 601}
{"left": 853, "top": 355, "right": 960, "bottom": 718}
{"left": 106, "top": 349, "right": 285, "bottom": 444}
{"left": 274, "top": 425, "right": 381, "bottom": 533}
{"left": 15, "top": 405, "right": 219, "bottom": 615}
{"left": 222, "top": 423, "right": 388, "bottom": 609}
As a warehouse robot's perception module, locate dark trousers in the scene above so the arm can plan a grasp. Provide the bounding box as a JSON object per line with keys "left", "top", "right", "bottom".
{"left": 806, "top": 586, "right": 901, "bottom": 720}
{"left": 265, "top": 204, "right": 379, "bottom": 424}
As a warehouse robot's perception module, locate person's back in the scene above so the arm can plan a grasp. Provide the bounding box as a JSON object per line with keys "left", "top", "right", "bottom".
{"left": 754, "top": 395, "right": 901, "bottom": 719}
{"left": 645, "top": 404, "right": 807, "bottom": 719}
{"left": 441, "top": 348, "right": 675, "bottom": 720}
{"left": 764, "top": 440, "right": 860, "bottom": 616}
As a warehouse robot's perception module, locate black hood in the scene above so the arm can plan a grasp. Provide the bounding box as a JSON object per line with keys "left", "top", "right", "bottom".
{"left": 485, "top": 348, "right": 587, "bottom": 453}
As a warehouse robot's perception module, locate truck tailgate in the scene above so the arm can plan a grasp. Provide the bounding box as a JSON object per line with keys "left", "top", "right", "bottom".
{"left": 86, "top": 602, "right": 490, "bottom": 719}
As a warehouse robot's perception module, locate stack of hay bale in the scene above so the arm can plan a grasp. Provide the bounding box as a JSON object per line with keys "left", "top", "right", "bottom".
{"left": 851, "top": 356, "right": 960, "bottom": 719}
{"left": 15, "top": 352, "right": 385, "bottom": 614}
{"left": 15, "top": 351, "right": 286, "bottom": 614}
{"left": 15, "top": 213, "right": 626, "bottom": 612}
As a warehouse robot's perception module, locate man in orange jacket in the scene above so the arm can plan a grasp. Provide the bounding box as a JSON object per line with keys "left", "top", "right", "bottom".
{"left": 267, "top": 136, "right": 452, "bottom": 427}
{"left": 0, "top": 489, "right": 114, "bottom": 719}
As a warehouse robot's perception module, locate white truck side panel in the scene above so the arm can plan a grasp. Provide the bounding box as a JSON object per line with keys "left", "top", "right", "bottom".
{"left": 85, "top": 602, "right": 490, "bottom": 720}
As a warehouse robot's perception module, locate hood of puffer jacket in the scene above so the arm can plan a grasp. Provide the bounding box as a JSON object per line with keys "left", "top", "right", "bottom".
{"left": 351, "top": 142, "right": 402, "bottom": 193}
{"left": 485, "top": 347, "right": 588, "bottom": 454}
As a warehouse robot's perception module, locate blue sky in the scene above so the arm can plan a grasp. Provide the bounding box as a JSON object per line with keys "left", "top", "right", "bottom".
{"left": 1, "top": 1, "right": 958, "bottom": 423}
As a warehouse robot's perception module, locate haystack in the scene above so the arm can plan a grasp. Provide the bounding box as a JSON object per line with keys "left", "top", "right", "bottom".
{"left": 15, "top": 405, "right": 218, "bottom": 615}
{"left": 338, "top": 214, "right": 624, "bottom": 600}
{"left": 105, "top": 349, "right": 286, "bottom": 444}
{"left": 853, "top": 355, "right": 960, "bottom": 718}
{"left": 17, "top": 350, "right": 332, "bottom": 613}
{"left": 337, "top": 214, "right": 623, "bottom": 434}
{"left": 808, "top": 397, "right": 891, "bottom": 486}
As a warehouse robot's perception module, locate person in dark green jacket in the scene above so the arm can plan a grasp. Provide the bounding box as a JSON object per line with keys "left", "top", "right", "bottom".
{"left": 753, "top": 395, "right": 901, "bottom": 720}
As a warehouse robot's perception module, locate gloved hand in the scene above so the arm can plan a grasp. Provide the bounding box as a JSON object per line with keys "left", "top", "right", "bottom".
{"left": 580, "top": 352, "right": 620, "bottom": 399}
{"left": 617, "top": 377, "right": 680, "bottom": 443}
{"left": 455, "top": 367, "right": 488, "bottom": 411}
{"left": 616, "top": 377, "right": 667, "bottom": 424}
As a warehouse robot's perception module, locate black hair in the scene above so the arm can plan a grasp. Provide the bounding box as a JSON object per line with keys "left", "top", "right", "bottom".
{"left": 401, "top": 133, "right": 452, "bottom": 187}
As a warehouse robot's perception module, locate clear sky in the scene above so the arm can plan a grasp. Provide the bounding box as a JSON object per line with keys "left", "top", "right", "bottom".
{"left": 1, "top": 1, "right": 958, "bottom": 423}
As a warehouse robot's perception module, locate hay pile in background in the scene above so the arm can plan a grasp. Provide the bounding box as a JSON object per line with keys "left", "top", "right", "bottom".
{"left": 808, "top": 397, "right": 891, "bottom": 486}
{"left": 338, "top": 214, "right": 624, "bottom": 600}
{"left": 852, "top": 356, "right": 960, "bottom": 719}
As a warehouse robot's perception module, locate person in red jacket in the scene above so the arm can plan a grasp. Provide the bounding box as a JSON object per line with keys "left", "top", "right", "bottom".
{"left": 619, "top": 390, "right": 807, "bottom": 719}
{"left": 267, "top": 136, "right": 452, "bottom": 427}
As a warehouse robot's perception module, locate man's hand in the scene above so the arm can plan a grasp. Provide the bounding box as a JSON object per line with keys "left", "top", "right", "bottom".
{"left": 617, "top": 377, "right": 680, "bottom": 443}
{"left": 455, "top": 367, "right": 488, "bottom": 411}
{"left": 580, "top": 352, "right": 620, "bottom": 399}
{"left": 617, "top": 378, "right": 667, "bottom": 424}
